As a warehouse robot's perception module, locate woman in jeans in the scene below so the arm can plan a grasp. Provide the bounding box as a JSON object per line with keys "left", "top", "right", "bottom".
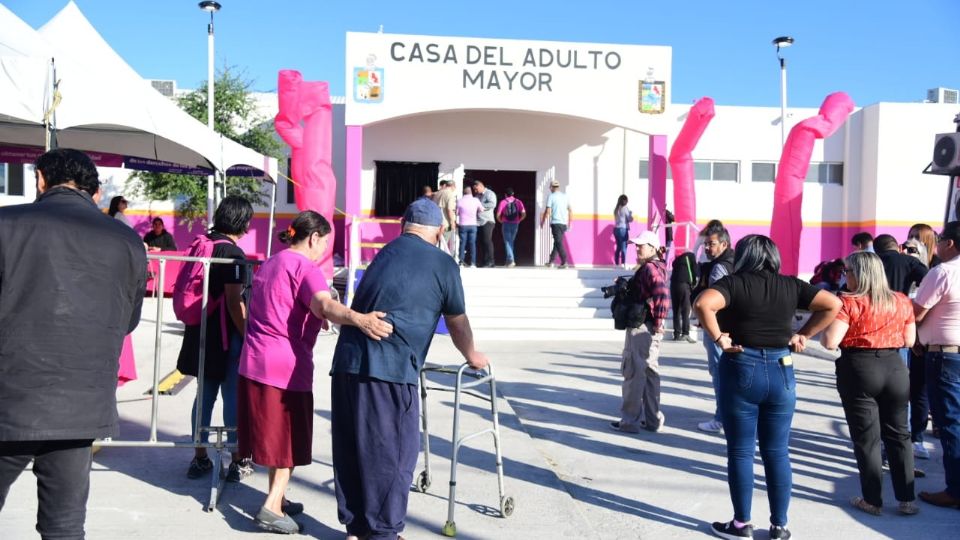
{"left": 821, "top": 251, "right": 918, "bottom": 516}
{"left": 612, "top": 194, "right": 633, "bottom": 267}
{"left": 695, "top": 235, "right": 841, "bottom": 540}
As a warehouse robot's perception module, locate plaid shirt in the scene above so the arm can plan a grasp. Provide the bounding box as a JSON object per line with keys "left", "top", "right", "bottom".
{"left": 636, "top": 260, "right": 671, "bottom": 326}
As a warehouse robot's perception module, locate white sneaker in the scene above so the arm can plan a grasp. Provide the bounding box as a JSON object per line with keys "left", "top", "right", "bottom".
{"left": 698, "top": 419, "right": 724, "bottom": 433}
{"left": 913, "top": 441, "right": 930, "bottom": 459}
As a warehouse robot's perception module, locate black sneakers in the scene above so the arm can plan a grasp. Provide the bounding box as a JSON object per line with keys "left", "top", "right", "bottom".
{"left": 186, "top": 456, "right": 213, "bottom": 479}
{"left": 226, "top": 458, "right": 254, "bottom": 482}
{"left": 711, "top": 520, "right": 754, "bottom": 539}
{"left": 769, "top": 525, "right": 792, "bottom": 539}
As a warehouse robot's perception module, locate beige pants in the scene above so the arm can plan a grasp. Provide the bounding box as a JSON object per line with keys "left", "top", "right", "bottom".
{"left": 619, "top": 324, "right": 663, "bottom": 431}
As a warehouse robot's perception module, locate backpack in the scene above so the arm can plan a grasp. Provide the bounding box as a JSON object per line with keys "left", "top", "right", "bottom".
{"left": 503, "top": 199, "right": 520, "bottom": 221}
{"left": 172, "top": 235, "right": 233, "bottom": 326}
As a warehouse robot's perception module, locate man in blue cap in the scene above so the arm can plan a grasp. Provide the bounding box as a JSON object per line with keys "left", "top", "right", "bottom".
{"left": 330, "top": 198, "right": 489, "bottom": 540}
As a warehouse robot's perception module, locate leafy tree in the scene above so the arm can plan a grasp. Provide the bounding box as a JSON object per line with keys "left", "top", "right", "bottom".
{"left": 128, "top": 67, "right": 284, "bottom": 220}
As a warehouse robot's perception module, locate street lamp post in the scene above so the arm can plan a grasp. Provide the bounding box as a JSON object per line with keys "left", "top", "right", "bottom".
{"left": 200, "top": 1, "right": 221, "bottom": 228}
{"left": 773, "top": 36, "right": 794, "bottom": 148}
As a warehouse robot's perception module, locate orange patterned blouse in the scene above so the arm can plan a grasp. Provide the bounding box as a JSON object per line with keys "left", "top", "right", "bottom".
{"left": 836, "top": 292, "right": 915, "bottom": 349}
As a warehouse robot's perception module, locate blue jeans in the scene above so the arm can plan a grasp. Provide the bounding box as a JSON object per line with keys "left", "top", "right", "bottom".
{"left": 502, "top": 222, "right": 519, "bottom": 264}
{"left": 458, "top": 225, "right": 477, "bottom": 265}
{"left": 704, "top": 338, "right": 723, "bottom": 422}
{"left": 719, "top": 346, "right": 796, "bottom": 526}
{"left": 613, "top": 226, "right": 629, "bottom": 265}
{"left": 191, "top": 332, "right": 241, "bottom": 445}
{"left": 925, "top": 351, "right": 960, "bottom": 498}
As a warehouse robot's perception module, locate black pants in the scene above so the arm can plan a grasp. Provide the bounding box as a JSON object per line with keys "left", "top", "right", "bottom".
{"left": 331, "top": 373, "right": 419, "bottom": 539}
{"left": 836, "top": 349, "right": 914, "bottom": 506}
{"left": 478, "top": 222, "right": 495, "bottom": 267}
{"left": 0, "top": 439, "right": 94, "bottom": 540}
{"left": 909, "top": 350, "right": 930, "bottom": 443}
{"left": 549, "top": 224, "right": 568, "bottom": 265}
{"left": 670, "top": 281, "right": 692, "bottom": 338}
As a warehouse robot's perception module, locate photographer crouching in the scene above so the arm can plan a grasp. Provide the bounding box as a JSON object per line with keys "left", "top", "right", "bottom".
{"left": 609, "top": 231, "right": 671, "bottom": 433}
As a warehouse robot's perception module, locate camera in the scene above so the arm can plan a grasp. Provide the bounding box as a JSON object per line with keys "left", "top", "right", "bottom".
{"left": 601, "top": 276, "right": 632, "bottom": 298}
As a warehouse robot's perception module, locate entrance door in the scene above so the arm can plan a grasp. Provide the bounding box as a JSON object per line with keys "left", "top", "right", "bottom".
{"left": 463, "top": 169, "right": 537, "bottom": 266}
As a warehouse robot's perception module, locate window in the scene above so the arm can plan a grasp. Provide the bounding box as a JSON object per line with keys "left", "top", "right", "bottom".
{"left": 694, "top": 160, "right": 739, "bottom": 182}
{"left": 751, "top": 162, "right": 777, "bottom": 182}
{"left": 640, "top": 159, "right": 738, "bottom": 181}
{"left": 373, "top": 161, "right": 440, "bottom": 216}
{"left": 805, "top": 162, "right": 844, "bottom": 185}
{"left": 638, "top": 160, "right": 672, "bottom": 180}
{"left": 0, "top": 163, "right": 6, "bottom": 194}
{"left": 0, "top": 163, "right": 22, "bottom": 195}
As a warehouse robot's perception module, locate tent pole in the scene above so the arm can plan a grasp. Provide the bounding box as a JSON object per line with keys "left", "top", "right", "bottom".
{"left": 266, "top": 180, "right": 277, "bottom": 257}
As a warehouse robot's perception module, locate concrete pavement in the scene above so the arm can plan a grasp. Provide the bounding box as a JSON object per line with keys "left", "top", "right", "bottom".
{"left": 1, "top": 300, "right": 957, "bottom": 539}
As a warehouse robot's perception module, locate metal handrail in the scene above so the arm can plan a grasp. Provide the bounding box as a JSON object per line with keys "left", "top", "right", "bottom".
{"left": 101, "top": 252, "right": 258, "bottom": 512}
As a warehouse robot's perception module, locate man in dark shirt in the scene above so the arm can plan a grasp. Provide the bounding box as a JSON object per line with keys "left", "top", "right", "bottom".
{"left": 143, "top": 217, "right": 178, "bottom": 251}
{"left": 695, "top": 220, "right": 736, "bottom": 434}
{"left": 330, "top": 199, "right": 488, "bottom": 540}
{"left": 0, "top": 149, "right": 146, "bottom": 538}
{"left": 874, "top": 234, "right": 928, "bottom": 295}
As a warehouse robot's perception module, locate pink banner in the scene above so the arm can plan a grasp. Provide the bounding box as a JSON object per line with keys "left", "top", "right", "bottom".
{"left": 770, "top": 92, "right": 854, "bottom": 275}
{"left": 668, "top": 97, "right": 715, "bottom": 251}
{"left": 275, "top": 71, "right": 337, "bottom": 276}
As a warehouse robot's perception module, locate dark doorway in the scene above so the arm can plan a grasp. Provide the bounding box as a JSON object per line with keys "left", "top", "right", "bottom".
{"left": 463, "top": 169, "right": 537, "bottom": 266}
{"left": 373, "top": 160, "right": 439, "bottom": 216}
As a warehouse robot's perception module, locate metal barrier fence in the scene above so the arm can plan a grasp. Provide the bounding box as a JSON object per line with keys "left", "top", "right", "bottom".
{"left": 97, "top": 252, "right": 256, "bottom": 512}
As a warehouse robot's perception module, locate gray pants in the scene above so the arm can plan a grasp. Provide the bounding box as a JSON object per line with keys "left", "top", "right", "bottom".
{"left": 442, "top": 228, "right": 457, "bottom": 257}
{"left": 619, "top": 324, "right": 663, "bottom": 431}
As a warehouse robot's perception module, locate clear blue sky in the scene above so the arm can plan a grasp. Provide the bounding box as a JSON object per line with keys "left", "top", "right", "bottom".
{"left": 7, "top": 0, "right": 960, "bottom": 108}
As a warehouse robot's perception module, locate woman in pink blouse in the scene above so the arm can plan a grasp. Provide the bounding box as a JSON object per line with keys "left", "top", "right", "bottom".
{"left": 237, "top": 211, "right": 393, "bottom": 534}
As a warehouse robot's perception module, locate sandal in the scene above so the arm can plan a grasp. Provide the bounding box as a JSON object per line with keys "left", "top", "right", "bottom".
{"left": 898, "top": 501, "right": 919, "bottom": 515}
{"left": 850, "top": 496, "right": 882, "bottom": 516}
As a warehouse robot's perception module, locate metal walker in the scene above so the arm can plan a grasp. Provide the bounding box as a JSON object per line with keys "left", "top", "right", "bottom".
{"left": 415, "top": 361, "right": 515, "bottom": 537}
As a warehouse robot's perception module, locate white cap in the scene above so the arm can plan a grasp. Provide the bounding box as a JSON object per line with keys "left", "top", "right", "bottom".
{"left": 629, "top": 230, "right": 660, "bottom": 249}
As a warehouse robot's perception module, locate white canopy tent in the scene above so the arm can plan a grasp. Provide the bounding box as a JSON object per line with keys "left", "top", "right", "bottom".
{"left": 0, "top": 1, "right": 277, "bottom": 175}
{"left": 0, "top": 2, "right": 279, "bottom": 247}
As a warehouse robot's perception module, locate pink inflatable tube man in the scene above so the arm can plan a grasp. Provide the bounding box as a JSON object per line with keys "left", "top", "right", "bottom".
{"left": 770, "top": 92, "right": 854, "bottom": 276}
{"left": 275, "top": 70, "right": 337, "bottom": 278}
{"left": 668, "top": 97, "right": 715, "bottom": 251}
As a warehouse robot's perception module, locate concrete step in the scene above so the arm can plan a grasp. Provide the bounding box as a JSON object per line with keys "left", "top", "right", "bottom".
{"left": 473, "top": 328, "right": 625, "bottom": 341}
{"left": 463, "top": 278, "right": 617, "bottom": 290}
{"left": 468, "top": 296, "right": 611, "bottom": 308}
{"left": 466, "top": 286, "right": 605, "bottom": 298}
{"left": 455, "top": 267, "right": 637, "bottom": 341}
{"left": 459, "top": 267, "right": 628, "bottom": 278}
{"left": 468, "top": 306, "right": 609, "bottom": 319}
{"left": 468, "top": 317, "right": 614, "bottom": 330}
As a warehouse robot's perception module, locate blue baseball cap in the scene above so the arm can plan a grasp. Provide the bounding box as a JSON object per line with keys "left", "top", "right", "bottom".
{"left": 402, "top": 198, "right": 443, "bottom": 227}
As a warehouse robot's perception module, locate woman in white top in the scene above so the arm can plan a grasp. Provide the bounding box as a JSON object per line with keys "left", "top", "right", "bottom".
{"left": 108, "top": 195, "right": 131, "bottom": 227}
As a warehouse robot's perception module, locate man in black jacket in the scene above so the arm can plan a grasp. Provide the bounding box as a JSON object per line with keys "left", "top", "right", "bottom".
{"left": 670, "top": 249, "right": 698, "bottom": 342}
{"left": 875, "top": 234, "right": 928, "bottom": 295}
{"left": 694, "top": 221, "right": 735, "bottom": 434}
{"left": 0, "top": 149, "right": 147, "bottom": 539}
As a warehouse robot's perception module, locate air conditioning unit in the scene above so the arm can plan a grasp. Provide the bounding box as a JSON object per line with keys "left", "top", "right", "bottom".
{"left": 928, "top": 87, "right": 959, "bottom": 104}
{"left": 932, "top": 132, "right": 960, "bottom": 175}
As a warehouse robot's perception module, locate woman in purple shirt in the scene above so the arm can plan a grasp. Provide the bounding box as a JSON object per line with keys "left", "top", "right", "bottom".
{"left": 456, "top": 187, "right": 484, "bottom": 267}
{"left": 237, "top": 211, "right": 393, "bottom": 534}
